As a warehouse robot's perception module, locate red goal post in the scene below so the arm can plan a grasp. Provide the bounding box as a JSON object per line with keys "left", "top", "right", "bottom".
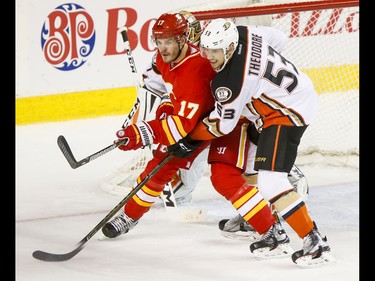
{"left": 191, "top": 0, "right": 358, "bottom": 19}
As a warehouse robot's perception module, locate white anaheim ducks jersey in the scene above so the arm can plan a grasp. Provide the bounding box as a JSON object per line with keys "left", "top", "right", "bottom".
{"left": 190, "top": 25, "right": 319, "bottom": 140}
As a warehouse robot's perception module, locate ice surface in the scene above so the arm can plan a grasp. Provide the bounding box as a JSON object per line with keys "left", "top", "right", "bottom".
{"left": 16, "top": 116, "right": 359, "bottom": 281}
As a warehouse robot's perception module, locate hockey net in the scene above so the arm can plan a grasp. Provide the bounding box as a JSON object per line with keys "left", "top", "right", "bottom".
{"left": 101, "top": 0, "right": 359, "bottom": 196}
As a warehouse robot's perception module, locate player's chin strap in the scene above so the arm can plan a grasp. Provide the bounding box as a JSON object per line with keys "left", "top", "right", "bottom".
{"left": 171, "top": 37, "right": 186, "bottom": 62}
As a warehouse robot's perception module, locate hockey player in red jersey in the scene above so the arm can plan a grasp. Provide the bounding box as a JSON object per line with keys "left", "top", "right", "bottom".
{"left": 101, "top": 13, "right": 216, "bottom": 238}
{"left": 168, "top": 18, "right": 335, "bottom": 267}
{"left": 102, "top": 13, "right": 279, "bottom": 250}
{"left": 118, "top": 10, "right": 207, "bottom": 205}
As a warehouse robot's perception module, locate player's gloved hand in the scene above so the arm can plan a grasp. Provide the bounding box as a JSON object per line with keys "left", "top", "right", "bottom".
{"left": 116, "top": 121, "right": 154, "bottom": 151}
{"left": 167, "top": 134, "right": 202, "bottom": 158}
{"left": 155, "top": 94, "right": 174, "bottom": 120}
{"left": 247, "top": 122, "right": 260, "bottom": 145}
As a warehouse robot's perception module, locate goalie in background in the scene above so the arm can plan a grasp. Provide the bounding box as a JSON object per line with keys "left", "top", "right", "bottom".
{"left": 168, "top": 18, "right": 335, "bottom": 266}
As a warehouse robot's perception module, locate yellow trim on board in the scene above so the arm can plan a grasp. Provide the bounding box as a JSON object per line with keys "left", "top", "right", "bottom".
{"left": 16, "top": 87, "right": 137, "bottom": 125}
{"left": 15, "top": 64, "right": 358, "bottom": 125}
{"left": 304, "top": 64, "right": 359, "bottom": 93}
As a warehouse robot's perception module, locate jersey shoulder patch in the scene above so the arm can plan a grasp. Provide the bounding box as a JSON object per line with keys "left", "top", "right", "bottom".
{"left": 214, "top": 87, "right": 232, "bottom": 103}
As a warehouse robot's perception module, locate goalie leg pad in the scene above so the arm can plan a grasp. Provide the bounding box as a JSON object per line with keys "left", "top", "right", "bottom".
{"left": 174, "top": 148, "right": 209, "bottom": 204}
{"left": 161, "top": 183, "right": 207, "bottom": 222}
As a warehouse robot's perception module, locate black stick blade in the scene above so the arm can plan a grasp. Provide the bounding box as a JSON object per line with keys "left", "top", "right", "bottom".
{"left": 32, "top": 242, "right": 84, "bottom": 262}
{"left": 57, "top": 135, "right": 78, "bottom": 169}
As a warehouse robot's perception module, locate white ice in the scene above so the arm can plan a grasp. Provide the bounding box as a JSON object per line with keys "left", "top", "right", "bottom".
{"left": 16, "top": 116, "right": 359, "bottom": 281}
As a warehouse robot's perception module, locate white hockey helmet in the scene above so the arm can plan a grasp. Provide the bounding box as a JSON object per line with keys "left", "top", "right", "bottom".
{"left": 200, "top": 18, "right": 238, "bottom": 72}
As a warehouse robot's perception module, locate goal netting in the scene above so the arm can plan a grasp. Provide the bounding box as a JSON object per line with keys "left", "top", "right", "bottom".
{"left": 101, "top": 0, "right": 359, "bottom": 196}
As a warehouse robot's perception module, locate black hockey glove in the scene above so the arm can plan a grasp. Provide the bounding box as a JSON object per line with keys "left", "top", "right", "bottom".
{"left": 167, "top": 134, "right": 202, "bottom": 158}
{"left": 247, "top": 122, "right": 260, "bottom": 145}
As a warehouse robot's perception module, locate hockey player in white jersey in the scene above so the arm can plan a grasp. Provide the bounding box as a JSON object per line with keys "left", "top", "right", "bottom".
{"left": 168, "top": 18, "right": 335, "bottom": 267}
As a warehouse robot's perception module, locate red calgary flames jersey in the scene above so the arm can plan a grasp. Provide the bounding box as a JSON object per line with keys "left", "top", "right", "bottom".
{"left": 147, "top": 44, "right": 216, "bottom": 145}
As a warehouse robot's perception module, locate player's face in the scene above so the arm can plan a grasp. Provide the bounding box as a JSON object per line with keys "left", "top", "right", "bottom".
{"left": 155, "top": 37, "right": 181, "bottom": 63}
{"left": 200, "top": 47, "right": 225, "bottom": 72}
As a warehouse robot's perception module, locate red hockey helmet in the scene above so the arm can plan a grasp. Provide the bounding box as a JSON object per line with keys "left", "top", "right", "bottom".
{"left": 152, "top": 13, "right": 188, "bottom": 39}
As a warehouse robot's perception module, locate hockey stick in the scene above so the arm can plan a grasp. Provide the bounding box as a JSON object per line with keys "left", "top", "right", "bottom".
{"left": 119, "top": 26, "right": 141, "bottom": 129}
{"left": 32, "top": 153, "right": 174, "bottom": 262}
{"left": 57, "top": 135, "right": 127, "bottom": 169}
{"left": 119, "top": 26, "right": 137, "bottom": 76}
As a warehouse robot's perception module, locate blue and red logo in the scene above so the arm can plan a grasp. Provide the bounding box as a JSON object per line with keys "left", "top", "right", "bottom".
{"left": 41, "top": 3, "right": 96, "bottom": 71}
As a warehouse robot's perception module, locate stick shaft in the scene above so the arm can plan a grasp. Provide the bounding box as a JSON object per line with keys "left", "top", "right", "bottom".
{"left": 119, "top": 26, "right": 142, "bottom": 128}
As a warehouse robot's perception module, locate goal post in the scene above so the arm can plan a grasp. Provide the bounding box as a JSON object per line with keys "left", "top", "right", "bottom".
{"left": 190, "top": 0, "right": 359, "bottom": 19}
{"left": 101, "top": 0, "right": 359, "bottom": 196}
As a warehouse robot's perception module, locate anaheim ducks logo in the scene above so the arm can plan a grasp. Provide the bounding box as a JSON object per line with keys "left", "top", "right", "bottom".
{"left": 223, "top": 21, "right": 231, "bottom": 30}
{"left": 214, "top": 87, "right": 232, "bottom": 102}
